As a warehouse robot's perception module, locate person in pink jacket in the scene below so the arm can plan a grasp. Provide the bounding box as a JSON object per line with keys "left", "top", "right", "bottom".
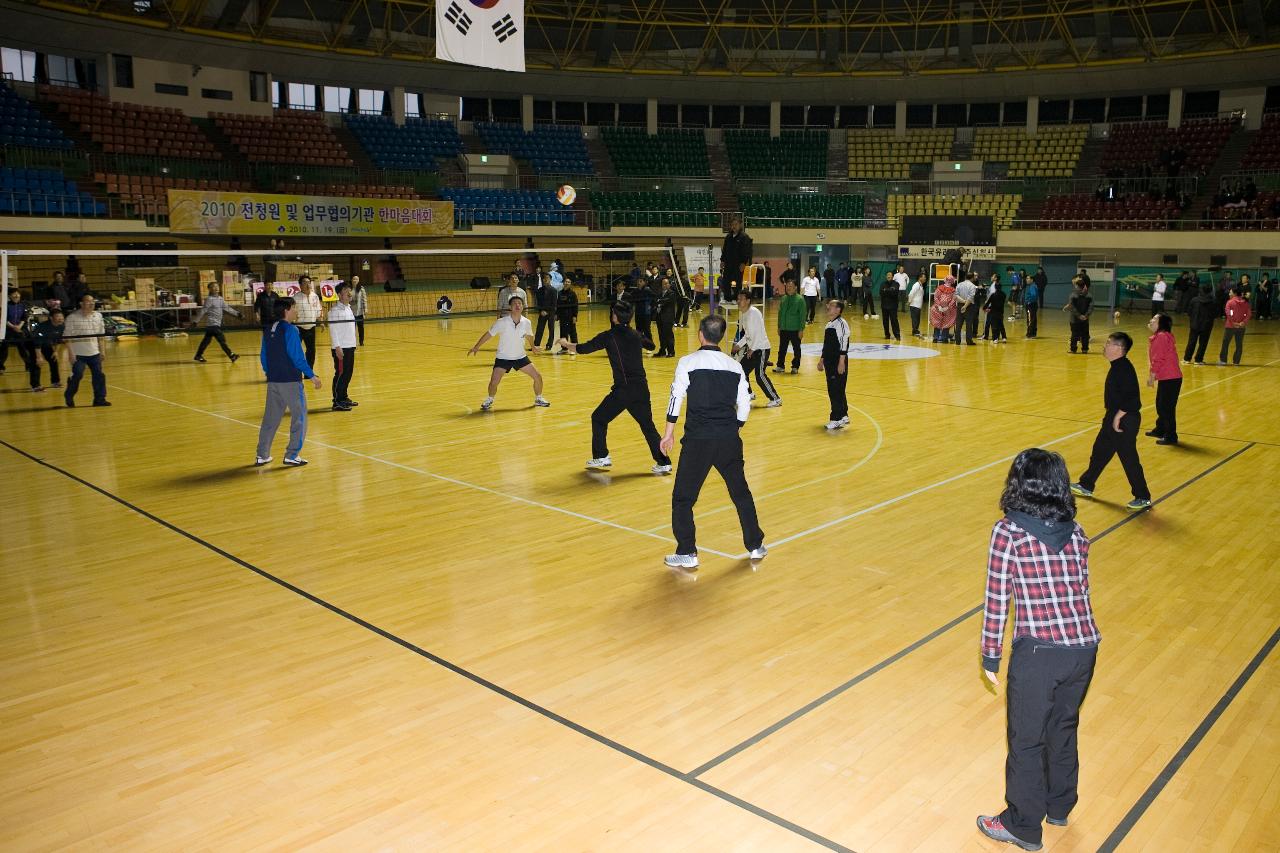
{"left": 1218, "top": 287, "right": 1251, "bottom": 366}
{"left": 1145, "top": 313, "right": 1183, "bottom": 446}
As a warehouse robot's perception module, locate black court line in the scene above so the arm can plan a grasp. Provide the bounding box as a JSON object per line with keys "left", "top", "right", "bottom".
{"left": 689, "top": 442, "right": 1257, "bottom": 778}
{"left": 0, "top": 438, "right": 851, "bottom": 853}
{"left": 1097, "top": 623, "right": 1280, "bottom": 852}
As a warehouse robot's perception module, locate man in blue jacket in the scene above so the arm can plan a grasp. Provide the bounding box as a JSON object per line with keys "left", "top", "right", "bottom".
{"left": 256, "top": 297, "right": 322, "bottom": 467}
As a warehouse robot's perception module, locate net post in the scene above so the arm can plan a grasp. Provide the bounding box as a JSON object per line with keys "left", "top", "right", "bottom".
{"left": 1, "top": 251, "right": 8, "bottom": 343}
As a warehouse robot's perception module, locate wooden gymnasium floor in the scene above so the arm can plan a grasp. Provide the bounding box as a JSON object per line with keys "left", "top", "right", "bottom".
{"left": 1, "top": 303, "right": 1277, "bottom": 852}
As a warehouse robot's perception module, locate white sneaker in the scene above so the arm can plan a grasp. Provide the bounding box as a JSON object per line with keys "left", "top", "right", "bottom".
{"left": 586, "top": 456, "right": 612, "bottom": 469}
{"left": 838, "top": 415, "right": 850, "bottom": 427}
{"left": 748, "top": 545, "right": 768, "bottom": 560}
{"left": 534, "top": 396, "right": 551, "bottom": 407}
{"left": 664, "top": 553, "right": 699, "bottom": 569}
{"left": 254, "top": 455, "right": 273, "bottom": 466}
{"left": 282, "top": 456, "right": 308, "bottom": 467}
{"left": 749, "top": 391, "right": 757, "bottom": 401}
{"left": 651, "top": 463, "right": 672, "bottom": 475}
{"left": 872, "top": 314, "right": 879, "bottom": 319}
{"left": 864, "top": 313, "right": 870, "bottom": 320}
{"left": 825, "top": 420, "right": 841, "bottom": 430}
{"left": 766, "top": 398, "right": 782, "bottom": 408}
{"left": 481, "top": 397, "right": 494, "bottom": 410}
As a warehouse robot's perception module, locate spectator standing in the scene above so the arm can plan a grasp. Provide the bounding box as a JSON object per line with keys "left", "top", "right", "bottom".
{"left": 908, "top": 271, "right": 926, "bottom": 338}
{"left": 327, "top": 282, "right": 359, "bottom": 411}
{"left": 1, "top": 287, "right": 33, "bottom": 376}
{"left": 294, "top": 275, "right": 321, "bottom": 368}
{"left": 192, "top": 282, "right": 242, "bottom": 364}
{"left": 774, "top": 279, "right": 806, "bottom": 374}
{"left": 800, "top": 265, "right": 822, "bottom": 324}
{"left": 1183, "top": 283, "right": 1216, "bottom": 364}
{"left": 1218, "top": 287, "right": 1251, "bottom": 366}
{"left": 351, "top": 275, "right": 368, "bottom": 345}
{"left": 1145, "top": 313, "right": 1182, "bottom": 446}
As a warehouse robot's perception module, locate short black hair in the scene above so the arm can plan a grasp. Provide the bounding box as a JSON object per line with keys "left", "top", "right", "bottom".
{"left": 298, "top": 274, "right": 311, "bottom": 284}
{"left": 336, "top": 282, "right": 351, "bottom": 296}
{"left": 611, "top": 300, "right": 633, "bottom": 325}
{"left": 1000, "top": 448, "right": 1076, "bottom": 522}
{"left": 508, "top": 295, "right": 524, "bottom": 306}
{"left": 737, "top": 290, "right": 753, "bottom": 303}
{"left": 1154, "top": 312, "right": 1173, "bottom": 333}
{"left": 1109, "top": 331, "right": 1133, "bottom": 354}
{"left": 700, "top": 313, "right": 727, "bottom": 344}
{"left": 273, "top": 296, "right": 295, "bottom": 320}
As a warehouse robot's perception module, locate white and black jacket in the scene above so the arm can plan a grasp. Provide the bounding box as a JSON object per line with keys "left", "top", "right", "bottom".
{"left": 667, "top": 345, "right": 752, "bottom": 439}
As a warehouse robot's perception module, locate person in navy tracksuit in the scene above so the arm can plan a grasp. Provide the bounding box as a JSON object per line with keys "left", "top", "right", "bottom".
{"left": 256, "top": 297, "right": 322, "bottom": 467}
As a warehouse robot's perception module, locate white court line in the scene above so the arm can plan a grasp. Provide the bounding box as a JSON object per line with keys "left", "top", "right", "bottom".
{"left": 106, "top": 383, "right": 738, "bottom": 560}
{"left": 750, "top": 356, "right": 1279, "bottom": 557}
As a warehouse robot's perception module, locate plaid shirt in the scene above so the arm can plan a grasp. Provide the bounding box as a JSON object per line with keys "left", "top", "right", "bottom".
{"left": 980, "top": 517, "right": 1100, "bottom": 672}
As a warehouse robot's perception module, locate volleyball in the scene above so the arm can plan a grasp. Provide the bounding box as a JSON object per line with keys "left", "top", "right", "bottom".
{"left": 556, "top": 185, "right": 577, "bottom": 206}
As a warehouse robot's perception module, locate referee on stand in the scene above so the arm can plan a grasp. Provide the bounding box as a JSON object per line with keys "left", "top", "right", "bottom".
{"left": 659, "top": 314, "right": 766, "bottom": 571}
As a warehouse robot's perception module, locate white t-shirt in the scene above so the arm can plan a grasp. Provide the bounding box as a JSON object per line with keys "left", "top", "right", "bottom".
{"left": 1152, "top": 280, "right": 1166, "bottom": 302}
{"left": 851, "top": 272, "right": 864, "bottom": 290}
{"left": 801, "top": 275, "right": 821, "bottom": 297}
{"left": 327, "top": 302, "right": 358, "bottom": 349}
{"left": 908, "top": 281, "right": 925, "bottom": 309}
{"left": 488, "top": 315, "right": 532, "bottom": 360}
{"left": 63, "top": 310, "right": 104, "bottom": 357}
{"left": 893, "top": 271, "right": 911, "bottom": 289}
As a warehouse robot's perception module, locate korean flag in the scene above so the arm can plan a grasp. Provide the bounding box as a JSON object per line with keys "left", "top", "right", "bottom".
{"left": 436, "top": 0, "right": 525, "bottom": 73}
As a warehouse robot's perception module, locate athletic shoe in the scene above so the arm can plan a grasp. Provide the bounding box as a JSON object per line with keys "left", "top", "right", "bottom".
{"left": 976, "top": 815, "right": 1042, "bottom": 851}
{"left": 254, "top": 456, "right": 273, "bottom": 466}
{"left": 749, "top": 392, "right": 756, "bottom": 401}
{"left": 193, "top": 355, "right": 207, "bottom": 363}
{"left": 772, "top": 367, "right": 786, "bottom": 373}
{"left": 1217, "top": 360, "right": 1227, "bottom": 366}
{"left": 1069, "top": 482, "right": 1093, "bottom": 498}
{"left": 1156, "top": 437, "right": 1178, "bottom": 446}
{"left": 586, "top": 456, "right": 612, "bottom": 469}
{"left": 1045, "top": 817, "right": 1069, "bottom": 827}
{"left": 332, "top": 403, "right": 352, "bottom": 411}
{"left": 282, "top": 456, "right": 308, "bottom": 467}
{"left": 480, "top": 397, "right": 494, "bottom": 410}
{"left": 651, "top": 463, "right": 672, "bottom": 475}
{"left": 92, "top": 400, "right": 112, "bottom": 407}
{"left": 864, "top": 314, "right": 870, "bottom": 320}
{"left": 1145, "top": 429, "right": 1163, "bottom": 437}
{"left": 32, "top": 386, "right": 44, "bottom": 393}
{"left": 534, "top": 396, "right": 551, "bottom": 407}
{"left": 342, "top": 400, "right": 359, "bottom": 407}
{"left": 825, "top": 420, "right": 842, "bottom": 430}
{"left": 50, "top": 382, "right": 61, "bottom": 388}
{"left": 1182, "top": 359, "right": 1192, "bottom": 365}
{"left": 871, "top": 314, "right": 879, "bottom": 319}
{"left": 790, "top": 367, "right": 798, "bottom": 374}
{"left": 748, "top": 545, "right": 768, "bottom": 560}
{"left": 230, "top": 353, "right": 240, "bottom": 363}
{"left": 766, "top": 398, "right": 782, "bottom": 408}
{"left": 664, "top": 553, "right": 699, "bottom": 570}
{"left": 1126, "top": 497, "right": 1153, "bottom": 511}
{"left": 64, "top": 397, "right": 74, "bottom": 407}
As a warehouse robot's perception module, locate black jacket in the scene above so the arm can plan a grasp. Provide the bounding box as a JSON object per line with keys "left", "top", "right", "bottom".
{"left": 655, "top": 289, "right": 678, "bottom": 323}
{"left": 1103, "top": 356, "right": 1142, "bottom": 419}
{"left": 253, "top": 289, "right": 276, "bottom": 325}
{"left": 1068, "top": 292, "right": 1093, "bottom": 321}
{"left": 556, "top": 287, "right": 578, "bottom": 322}
{"left": 721, "top": 229, "right": 753, "bottom": 285}
{"left": 536, "top": 282, "right": 559, "bottom": 312}
{"left": 1188, "top": 293, "right": 1217, "bottom": 331}
{"left": 879, "top": 280, "right": 900, "bottom": 310}
{"left": 576, "top": 323, "right": 654, "bottom": 389}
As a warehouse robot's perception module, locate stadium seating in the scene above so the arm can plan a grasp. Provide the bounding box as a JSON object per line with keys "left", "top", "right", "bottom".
{"left": 1100, "top": 118, "right": 1236, "bottom": 174}
{"left": 738, "top": 193, "right": 865, "bottom": 227}
{"left": 438, "top": 187, "right": 575, "bottom": 225}
{"left": 0, "top": 166, "right": 105, "bottom": 217}
{"left": 1239, "top": 113, "right": 1280, "bottom": 171}
{"left": 600, "top": 128, "right": 710, "bottom": 177}
{"left": 41, "top": 85, "right": 219, "bottom": 159}
{"left": 886, "top": 193, "right": 1021, "bottom": 230}
{"left": 344, "top": 115, "right": 464, "bottom": 171}
{"left": 98, "top": 173, "right": 250, "bottom": 218}
{"left": 274, "top": 182, "right": 419, "bottom": 200}
{"left": 726, "top": 130, "right": 827, "bottom": 178}
{"left": 1038, "top": 193, "right": 1182, "bottom": 229}
{"left": 973, "top": 125, "right": 1087, "bottom": 178}
{"left": 591, "top": 191, "right": 717, "bottom": 227}
{"left": 0, "top": 83, "right": 74, "bottom": 149}
{"left": 847, "top": 129, "right": 952, "bottom": 179}
{"left": 472, "top": 123, "right": 593, "bottom": 174}
{"left": 213, "top": 109, "right": 354, "bottom": 167}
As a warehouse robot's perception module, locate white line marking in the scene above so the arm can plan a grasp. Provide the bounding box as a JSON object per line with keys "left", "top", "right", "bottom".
{"left": 107, "top": 384, "right": 738, "bottom": 560}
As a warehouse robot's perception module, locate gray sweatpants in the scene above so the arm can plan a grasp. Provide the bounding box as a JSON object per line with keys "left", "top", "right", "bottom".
{"left": 257, "top": 381, "right": 308, "bottom": 460}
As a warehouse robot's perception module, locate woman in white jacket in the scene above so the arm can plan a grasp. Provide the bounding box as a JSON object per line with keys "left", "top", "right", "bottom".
{"left": 908, "top": 271, "right": 926, "bottom": 338}
{"left": 801, "top": 266, "right": 822, "bottom": 324}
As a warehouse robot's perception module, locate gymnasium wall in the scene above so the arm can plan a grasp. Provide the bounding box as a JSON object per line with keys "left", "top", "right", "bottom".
{"left": 105, "top": 57, "right": 272, "bottom": 119}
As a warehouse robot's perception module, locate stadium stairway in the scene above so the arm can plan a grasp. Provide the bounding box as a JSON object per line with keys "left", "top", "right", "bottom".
{"left": 585, "top": 137, "right": 615, "bottom": 178}
{"left": 1073, "top": 134, "right": 1108, "bottom": 183}
{"left": 826, "top": 130, "right": 847, "bottom": 182}
{"left": 192, "top": 118, "right": 251, "bottom": 172}
{"left": 1184, "top": 129, "right": 1254, "bottom": 222}
{"left": 708, "top": 139, "right": 737, "bottom": 216}
{"left": 332, "top": 123, "right": 379, "bottom": 174}
{"left": 29, "top": 96, "right": 98, "bottom": 154}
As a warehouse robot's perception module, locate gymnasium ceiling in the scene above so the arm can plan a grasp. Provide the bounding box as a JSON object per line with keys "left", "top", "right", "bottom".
{"left": 18, "top": 0, "right": 1280, "bottom": 75}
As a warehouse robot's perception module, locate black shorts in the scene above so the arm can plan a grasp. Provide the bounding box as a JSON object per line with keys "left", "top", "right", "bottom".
{"left": 494, "top": 357, "right": 531, "bottom": 372}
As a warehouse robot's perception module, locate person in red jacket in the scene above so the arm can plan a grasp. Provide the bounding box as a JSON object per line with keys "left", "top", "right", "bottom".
{"left": 1145, "top": 313, "right": 1182, "bottom": 446}
{"left": 1218, "top": 287, "right": 1251, "bottom": 366}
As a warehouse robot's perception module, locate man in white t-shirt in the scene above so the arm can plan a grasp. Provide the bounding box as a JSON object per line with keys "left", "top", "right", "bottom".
{"left": 732, "top": 291, "right": 781, "bottom": 407}
{"left": 294, "top": 275, "right": 322, "bottom": 369}
{"left": 892, "top": 264, "right": 911, "bottom": 320}
{"left": 1151, "top": 274, "right": 1167, "bottom": 316}
{"left": 62, "top": 293, "right": 109, "bottom": 407}
{"left": 468, "top": 295, "right": 549, "bottom": 411}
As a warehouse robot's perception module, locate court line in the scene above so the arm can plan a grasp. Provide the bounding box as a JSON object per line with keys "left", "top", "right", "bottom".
{"left": 688, "top": 442, "right": 1257, "bottom": 778}
{"left": 1097, "top": 623, "right": 1279, "bottom": 852}
{"left": 0, "top": 437, "right": 852, "bottom": 853}
{"left": 105, "top": 383, "right": 738, "bottom": 560}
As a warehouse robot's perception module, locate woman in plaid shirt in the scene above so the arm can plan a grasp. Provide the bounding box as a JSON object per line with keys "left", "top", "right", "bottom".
{"left": 977, "top": 448, "right": 1100, "bottom": 852}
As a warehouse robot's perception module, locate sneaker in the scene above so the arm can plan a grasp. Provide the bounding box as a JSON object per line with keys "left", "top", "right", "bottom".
{"left": 651, "top": 463, "right": 672, "bottom": 475}
{"left": 480, "top": 397, "right": 494, "bottom": 410}
{"left": 766, "top": 398, "right": 782, "bottom": 408}
{"left": 534, "top": 396, "right": 551, "bottom": 407}
{"left": 1217, "top": 360, "right": 1227, "bottom": 366}
{"left": 230, "top": 353, "right": 240, "bottom": 363}
{"left": 254, "top": 455, "right": 273, "bottom": 466}
{"left": 664, "top": 553, "right": 699, "bottom": 570}
{"left": 50, "top": 381, "right": 61, "bottom": 388}
{"left": 332, "top": 403, "right": 352, "bottom": 411}
{"left": 872, "top": 314, "right": 879, "bottom": 319}
{"left": 193, "top": 355, "right": 207, "bottom": 362}
{"left": 64, "top": 397, "right": 75, "bottom": 407}
{"left": 839, "top": 415, "right": 850, "bottom": 426}
{"left": 32, "top": 386, "right": 44, "bottom": 393}
{"left": 282, "top": 456, "right": 308, "bottom": 467}
{"left": 825, "top": 420, "right": 842, "bottom": 430}
{"left": 772, "top": 367, "right": 786, "bottom": 373}
{"left": 1145, "top": 429, "right": 1163, "bottom": 437}
{"left": 1045, "top": 817, "right": 1069, "bottom": 827}
{"left": 864, "top": 314, "right": 870, "bottom": 320}
{"left": 1126, "top": 497, "right": 1153, "bottom": 511}
{"left": 1182, "top": 359, "right": 1192, "bottom": 365}
{"left": 586, "top": 456, "right": 612, "bottom": 469}
{"left": 1069, "top": 482, "right": 1093, "bottom": 498}
{"left": 1156, "top": 437, "right": 1178, "bottom": 446}
{"left": 748, "top": 545, "right": 768, "bottom": 560}
{"left": 790, "top": 367, "right": 798, "bottom": 374}
{"left": 976, "top": 815, "right": 1042, "bottom": 851}
{"left": 749, "top": 392, "right": 756, "bottom": 401}
{"left": 342, "top": 400, "right": 359, "bottom": 407}
{"left": 92, "top": 400, "right": 112, "bottom": 407}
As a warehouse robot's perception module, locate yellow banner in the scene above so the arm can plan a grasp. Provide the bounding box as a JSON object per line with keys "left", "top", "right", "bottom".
{"left": 166, "top": 190, "right": 453, "bottom": 237}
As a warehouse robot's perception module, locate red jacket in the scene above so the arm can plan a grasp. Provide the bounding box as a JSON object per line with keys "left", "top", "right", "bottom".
{"left": 1224, "top": 296, "right": 1251, "bottom": 329}
{"left": 1148, "top": 330, "right": 1182, "bottom": 381}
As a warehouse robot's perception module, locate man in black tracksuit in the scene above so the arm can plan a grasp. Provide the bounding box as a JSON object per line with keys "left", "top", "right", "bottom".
{"left": 720, "top": 215, "right": 753, "bottom": 303}
{"left": 534, "top": 274, "right": 559, "bottom": 350}
{"left": 1071, "top": 331, "right": 1152, "bottom": 510}
{"left": 654, "top": 278, "right": 678, "bottom": 357}
{"left": 556, "top": 283, "right": 579, "bottom": 347}
{"left": 560, "top": 301, "right": 671, "bottom": 474}
{"left": 1066, "top": 281, "right": 1093, "bottom": 354}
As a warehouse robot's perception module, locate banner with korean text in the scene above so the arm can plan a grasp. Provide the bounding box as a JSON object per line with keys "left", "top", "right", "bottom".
{"left": 167, "top": 190, "right": 454, "bottom": 237}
